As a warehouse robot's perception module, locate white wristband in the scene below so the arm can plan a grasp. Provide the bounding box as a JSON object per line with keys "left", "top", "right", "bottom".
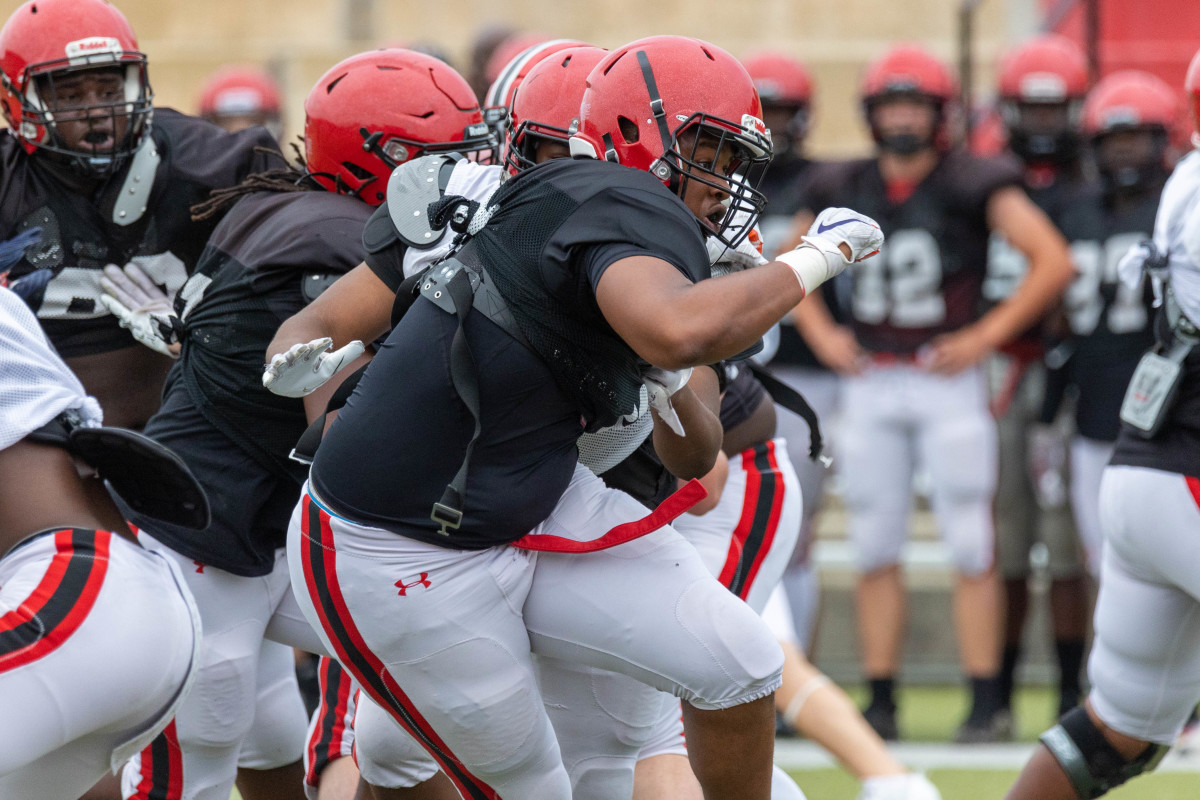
{"left": 775, "top": 245, "right": 838, "bottom": 295}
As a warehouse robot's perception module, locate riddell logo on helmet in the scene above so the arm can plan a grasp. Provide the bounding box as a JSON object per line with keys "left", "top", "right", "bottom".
{"left": 742, "top": 114, "right": 767, "bottom": 137}
{"left": 64, "top": 38, "right": 122, "bottom": 63}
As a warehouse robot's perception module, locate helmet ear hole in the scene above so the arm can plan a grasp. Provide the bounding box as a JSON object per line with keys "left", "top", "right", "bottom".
{"left": 617, "top": 116, "right": 639, "bottom": 144}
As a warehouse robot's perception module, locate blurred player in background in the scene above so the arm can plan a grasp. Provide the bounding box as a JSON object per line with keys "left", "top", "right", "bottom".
{"left": 1005, "top": 48, "right": 1200, "bottom": 800}
{"left": 198, "top": 65, "right": 284, "bottom": 141}
{"left": 986, "top": 34, "right": 1091, "bottom": 729}
{"left": 792, "top": 43, "right": 1074, "bottom": 743}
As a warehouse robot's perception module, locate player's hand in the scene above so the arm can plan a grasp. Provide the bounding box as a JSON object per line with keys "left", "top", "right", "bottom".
{"left": 1115, "top": 239, "right": 1165, "bottom": 290}
{"left": 803, "top": 207, "right": 884, "bottom": 266}
{"left": 98, "top": 263, "right": 181, "bottom": 357}
{"left": 810, "top": 324, "right": 867, "bottom": 375}
{"left": 921, "top": 326, "right": 993, "bottom": 375}
{"left": 707, "top": 228, "right": 768, "bottom": 273}
{"left": 643, "top": 366, "right": 693, "bottom": 437}
{"left": 263, "top": 337, "right": 365, "bottom": 397}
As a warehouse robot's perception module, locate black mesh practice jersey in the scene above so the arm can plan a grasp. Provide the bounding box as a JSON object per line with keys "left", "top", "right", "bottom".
{"left": 123, "top": 189, "right": 371, "bottom": 576}
{"left": 310, "top": 157, "right": 710, "bottom": 549}
{"left": 1110, "top": 345, "right": 1200, "bottom": 478}
{"left": 804, "top": 149, "right": 1023, "bottom": 354}
{"left": 0, "top": 109, "right": 280, "bottom": 357}
{"left": 1057, "top": 185, "right": 1159, "bottom": 442}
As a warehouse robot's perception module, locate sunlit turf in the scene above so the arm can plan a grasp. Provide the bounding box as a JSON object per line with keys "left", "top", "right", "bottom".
{"left": 786, "top": 768, "right": 1200, "bottom": 800}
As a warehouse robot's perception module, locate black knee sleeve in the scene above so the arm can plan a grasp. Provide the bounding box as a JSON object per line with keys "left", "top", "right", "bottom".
{"left": 1039, "top": 707, "right": 1168, "bottom": 799}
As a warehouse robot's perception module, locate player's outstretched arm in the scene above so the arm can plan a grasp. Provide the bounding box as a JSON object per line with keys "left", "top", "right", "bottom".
{"left": 264, "top": 263, "right": 394, "bottom": 397}
{"left": 597, "top": 209, "right": 877, "bottom": 369}
{"left": 924, "top": 187, "right": 1074, "bottom": 374}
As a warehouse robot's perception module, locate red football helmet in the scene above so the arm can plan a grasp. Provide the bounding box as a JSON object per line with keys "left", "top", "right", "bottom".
{"left": 505, "top": 45, "right": 606, "bottom": 175}
{"left": 0, "top": 0, "right": 152, "bottom": 175}
{"left": 996, "top": 35, "right": 1087, "bottom": 163}
{"left": 743, "top": 51, "right": 813, "bottom": 150}
{"left": 198, "top": 65, "right": 282, "bottom": 137}
{"left": 1083, "top": 70, "right": 1178, "bottom": 192}
{"left": 1187, "top": 47, "right": 1200, "bottom": 149}
{"left": 304, "top": 49, "right": 493, "bottom": 206}
{"left": 574, "top": 35, "right": 772, "bottom": 248}
{"left": 860, "top": 45, "right": 956, "bottom": 153}
{"left": 482, "top": 38, "right": 587, "bottom": 150}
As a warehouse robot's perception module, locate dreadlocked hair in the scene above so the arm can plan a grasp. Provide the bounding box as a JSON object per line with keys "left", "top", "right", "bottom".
{"left": 191, "top": 142, "right": 320, "bottom": 222}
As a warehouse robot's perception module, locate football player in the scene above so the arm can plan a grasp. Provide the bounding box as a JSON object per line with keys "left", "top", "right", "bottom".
{"left": 1004, "top": 48, "right": 1200, "bottom": 800}
{"left": 791, "top": 44, "right": 1074, "bottom": 743}
{"left": 268, "top": 34, "right": 881, "bottom": 800}
{"left": 100, "top": 49, "right": 493, "bottom": 800}
{"left": 197, "top": 65, "right": 284, "bottom": 140}
{"left": 0, "top": 284, "right": 201, "bottom": 799}
{"left": 987, "top": 34, "right": 1091, "bottom": 729}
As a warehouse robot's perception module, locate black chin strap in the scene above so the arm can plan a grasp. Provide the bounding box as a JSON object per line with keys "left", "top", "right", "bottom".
{"left": 636, "top": 49, "right": 678, "bottom": 185}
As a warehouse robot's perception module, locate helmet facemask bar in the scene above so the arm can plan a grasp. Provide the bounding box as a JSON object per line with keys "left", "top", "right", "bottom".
{"left": 16, "top": 55, "right": 152, "bottom": 177}
{"left": 504, "top": 119, "right": 573, "bottom": 174}
{"left": 666, "top": 116, "right": 772, "bottom": 249}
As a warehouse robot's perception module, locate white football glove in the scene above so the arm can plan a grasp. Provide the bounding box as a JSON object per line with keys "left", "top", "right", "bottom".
{"left": 776, "top": 207, "right": 884, "bottom": 294}
{"left": 262, "top": 337, "right": 366, "bottom": 398}
{"left": 98, "top": 262, "right": 180, "bottom": 357}
{"left": 642, "top": 366, "right": 693, "bottom": 437}
{"left": 707, "top": 228, "right": 769, "bottom": 274}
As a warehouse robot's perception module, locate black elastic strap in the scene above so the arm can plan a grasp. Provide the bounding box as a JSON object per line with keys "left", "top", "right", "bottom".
{"left": 747, "top": 363, "right": 825, "bottom": 462}
{"left": 391, "top": 267, "right": 429, "bottom": 329}
{"left": 431, "top": 269, "right": 483, "bottom": 535}
{"left": 636, "top": 49, "right": 675, "bottom": 160}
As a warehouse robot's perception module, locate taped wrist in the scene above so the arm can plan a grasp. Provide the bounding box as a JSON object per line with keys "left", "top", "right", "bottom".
{"left": 1039, "top": 707, "right": 1168, "bottom": 799}
{"left": 775, "top": 243, "right": 844, "bottom": 295}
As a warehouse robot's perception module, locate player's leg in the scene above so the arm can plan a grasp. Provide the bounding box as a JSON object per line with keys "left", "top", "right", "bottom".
{"left": 1007, "top": 466, "right": 1200, "bottom": 799}
{"left": 352, "top": 693, "right": 459, "bottom": 800}
{"left": 121, "top": 537, "right": 287, "bottom": 800}
{"left": 674, "top": 437, "right": 804, "bottom": 614}
{"left": 288, "top": 491, "right": 572, "bottom": 800}
{"left": 234, "top": 639, "right": 310, "bottom": 800}
{"left": 1068, "top": 436, "right": 1111, "bottom": 579}
{"left": 522, "top": 467, "right": 784, "bottom": 800}
{"left": 0, "top": 531, "right": 198, "bottom": 799}
{"left": 840, "top": 366, "right": 914, "bottom": 739}
{"left": 302, "top": 657, "right": 358, "bottom": 800}
{"left": 918, "top": 366, "right": 1006, "bottom": 742}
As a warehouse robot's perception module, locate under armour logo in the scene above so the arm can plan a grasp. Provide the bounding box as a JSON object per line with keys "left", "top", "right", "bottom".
{"left": 193, "top": 560, "right": 206, "bottom": 573}
{"left": 395, "top": 573, "right": 432, "bottom": 596}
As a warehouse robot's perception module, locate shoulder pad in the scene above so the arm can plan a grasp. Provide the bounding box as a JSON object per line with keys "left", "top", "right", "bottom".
{"left": 386, "top": 153, "right": 464, "bottom": 250}
{"left": 362, "top": 203, "right": 398, "bottom": 254}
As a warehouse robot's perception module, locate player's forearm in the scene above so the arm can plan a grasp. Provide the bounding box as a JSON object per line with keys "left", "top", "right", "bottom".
{"left": 652, "top": 370, "right": 723, "bottom": 479}
{"left": 658, "top": 263, "right": 808, "bottom": 368}
{"left": 267, "top": 266, "right": 393, "bottom": 360}
{"left": 974, "top": 250, "right": 1074, "bottom": 349}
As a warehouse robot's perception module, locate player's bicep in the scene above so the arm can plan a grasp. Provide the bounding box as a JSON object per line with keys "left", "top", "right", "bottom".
{"left": 594, "top": 255, "right": 696, "bottom": 366}
{"left": 296, "top": 262, "right": 396, "bottom": 346}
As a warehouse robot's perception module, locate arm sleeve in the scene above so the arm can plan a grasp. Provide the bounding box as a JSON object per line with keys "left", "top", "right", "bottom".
{"left": 562, "top": 187, "right": 709, "bottom": 292}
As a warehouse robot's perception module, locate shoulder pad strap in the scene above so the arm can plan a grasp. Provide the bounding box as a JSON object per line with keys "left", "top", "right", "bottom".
{"left": 386, "top": 153, "right": 464, "bottom": 250}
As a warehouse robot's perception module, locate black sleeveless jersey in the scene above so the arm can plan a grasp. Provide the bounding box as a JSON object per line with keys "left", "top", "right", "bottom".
{"left": 804, "top": 149, "right": 1022, "bottom": 354}
{"left": 1057, "top": 185, "right": 1159, "bottom": 441}
{"left": 124, "top": 189, "right": 371, "bottom": 576}
{"left": 310, "top": 157, "right": 709, "bottom": 549}
{"left": 0, "top": 109, "right": 279, "bottom": 357}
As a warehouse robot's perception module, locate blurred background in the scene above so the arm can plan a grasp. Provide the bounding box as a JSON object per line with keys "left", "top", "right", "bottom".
{"left": 2, "top": 0, "right": 1197, "bottom": 158}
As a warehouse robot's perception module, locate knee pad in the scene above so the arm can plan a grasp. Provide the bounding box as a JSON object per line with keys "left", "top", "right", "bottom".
{"left": 1039, "top": 707, "right": 1168, "bottom": 799}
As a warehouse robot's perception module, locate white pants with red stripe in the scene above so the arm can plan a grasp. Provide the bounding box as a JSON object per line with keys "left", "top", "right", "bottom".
{"left": 121, "top": 537, "right": 326, "bottom": 800}
{"left": 288, "top": 463, "right": 783, "bottom": 800}
{"left": 303, "top": 656, "right": 360, "bottom": 800}
{"left": 1089, "top": 466, "right": 1200, "bottom": 744}
{"left": 0, "top": 529, "right": 199, "bottom": 799}
{"left": 839, "top": 363, "right": 998, "bottom": 575}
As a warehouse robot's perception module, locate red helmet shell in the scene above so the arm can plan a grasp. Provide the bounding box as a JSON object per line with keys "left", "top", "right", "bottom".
{"left": 304, "top": 49, "right": 490, "bottom": 206}
{"left": 997, "top": 35, "right": 1088, "bottom": 103}
{"left": 1186, "top": 47, "right": 1200, "bottom": 148}
{"left": 742, "top": 52, "right": 813, "bottom": 107}
{"left": 505, "top": 45, "right": 606, "bottom": 174}
{"left": 575, "top": 35, "right": 770, "bottom": 174}
{"left": 861, "top": 44, "right": 956, "bottom": 105}
{"left": 484, "top": 33, "right": 551, "bottom": 88}
{"left": 1082, "top": 70, "right": 1180, "bottom": 138}
{"left": 198, "top": 66, "right": 282, "bottom": 118}
{"left": 0, "top": 0, "right": 151, "bottom": 161}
